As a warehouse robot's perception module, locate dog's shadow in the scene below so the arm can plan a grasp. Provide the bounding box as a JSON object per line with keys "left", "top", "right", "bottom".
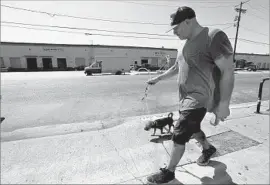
{"left": 200, "top": 160, "right": 237, "bottom": 185}
{"left": 150, "top": 134, "right": 172, "bottom": 143}
{"left": 144, "top": 177, "right": 184, "bottom": 185}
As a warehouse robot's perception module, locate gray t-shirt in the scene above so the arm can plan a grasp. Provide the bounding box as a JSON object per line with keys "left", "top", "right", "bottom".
{"left": 177, "top": 27, "right": 233, "bottom": 111}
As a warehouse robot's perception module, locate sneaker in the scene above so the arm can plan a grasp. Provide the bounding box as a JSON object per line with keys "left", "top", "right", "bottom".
{"left": 146, "top": 167, "right": 175, "bottom": 184}
{"left": 197, "top": 145, "right": 217, "bottom": 166}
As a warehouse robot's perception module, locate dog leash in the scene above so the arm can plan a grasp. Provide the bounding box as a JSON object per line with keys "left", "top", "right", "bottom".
{"left": 141, "top": 68, "right": 152, "bottom": 112}
{"left": 141, "top": 55, "right": 169, "bottom": 105}
{"left": 141, "top": 56, "right": 174, "bottom": 136}
{"left": 141, "top": 84, "right": 149, "bottom": 101}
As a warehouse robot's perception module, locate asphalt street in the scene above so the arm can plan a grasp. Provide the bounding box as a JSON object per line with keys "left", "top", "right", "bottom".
{"left": 1, "top": 71, "right": 269, "bottom": 133}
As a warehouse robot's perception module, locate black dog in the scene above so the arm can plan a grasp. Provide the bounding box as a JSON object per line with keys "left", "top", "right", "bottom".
{"left": 144, "top": 112, "right": 174, "bottom": 136}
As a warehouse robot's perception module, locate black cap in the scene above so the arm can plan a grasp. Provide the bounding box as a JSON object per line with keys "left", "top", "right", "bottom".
{"left": 166, "top": 6, "right": 196, "bottom": 33}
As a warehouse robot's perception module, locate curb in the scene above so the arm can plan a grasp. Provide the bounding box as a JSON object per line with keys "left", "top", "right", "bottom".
{"left": 1, "top": 101, "right": 269, "bottom": 142}
{"left": 92, "top": 72, "right": 159, "bottom": 76}
{"left": 229, "top": 100, "right": 269, "bottom": 109}
{"left": 234, "top": 71, "right": 269, "bottom": 74}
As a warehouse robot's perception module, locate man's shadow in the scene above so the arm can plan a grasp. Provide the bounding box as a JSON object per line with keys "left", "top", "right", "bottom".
{"left": 200, "top": 160, "right": 237, "bottom": 185}
{"left": 144, "top": 160, "right": 236, "bottom": 185}
{"left": 148, "top": 131, "right": 236, "bottom": 184}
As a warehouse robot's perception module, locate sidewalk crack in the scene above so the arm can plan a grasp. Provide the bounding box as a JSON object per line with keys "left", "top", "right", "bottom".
{"left": 97, "top": 128, "right": 146, "bottom": 184}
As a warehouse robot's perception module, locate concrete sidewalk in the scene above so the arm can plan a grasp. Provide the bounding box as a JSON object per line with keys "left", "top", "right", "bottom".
{"left": 1, "top": 101, "right": 269, "bottom": 184}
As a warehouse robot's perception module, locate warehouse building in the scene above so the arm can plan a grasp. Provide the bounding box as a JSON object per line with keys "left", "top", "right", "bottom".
{"left": 0, "top": 42, "right": 177, "bottom": 72}
{"left": 0, "top": 42, "right": 269, "bottom": 72}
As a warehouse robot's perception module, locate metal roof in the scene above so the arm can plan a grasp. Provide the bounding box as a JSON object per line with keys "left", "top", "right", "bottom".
{"left": 0, "top": 41, "right": 177, "bottom": 51}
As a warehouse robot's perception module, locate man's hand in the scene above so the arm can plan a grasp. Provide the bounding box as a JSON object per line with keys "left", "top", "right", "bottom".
{"left": 213, "top": 101, "right": 230, "bottom": 122}
{"left": 147, "top": 76, "right": 160, "bottom": 85}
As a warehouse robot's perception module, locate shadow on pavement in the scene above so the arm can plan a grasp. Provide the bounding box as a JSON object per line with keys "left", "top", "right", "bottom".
{"left": 200, "top": 160, "right": 237, "bottom": 185}
{"left": 0, "top": 117, "right": 5, "bottom": 123}
{"left": 255, "top": 111, "right": 270, "bottom": 115}
{"left": 171, "top": 178, "right": 184, "bottom": 184}
{"left": 149, "top": 134, "right": 172, "bottom": 143}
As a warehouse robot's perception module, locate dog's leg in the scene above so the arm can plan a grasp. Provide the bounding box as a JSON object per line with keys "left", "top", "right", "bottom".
{"left": 151, "top": 128, "right": 156, "bottom": 136}
{"left": 168, "top": 125, "right": 171, "bottom": 133}
{"left": 160, "top": 127, "right": 164, "bottom": 135}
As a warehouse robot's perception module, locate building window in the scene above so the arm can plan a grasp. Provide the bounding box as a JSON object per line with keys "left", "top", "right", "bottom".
{"left": 141, "top": 59, "right": 148, "bottom": 65}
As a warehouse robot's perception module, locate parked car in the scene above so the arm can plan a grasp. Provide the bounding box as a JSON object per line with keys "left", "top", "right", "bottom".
{"left": 84, "top": 56, "right": 129, "bottom": 76}
{"left": 130, "top": 68, "right": 151, "bottom": 75}
{"left": 137, "top": 68, "right": 150, "bottom": 72}
{"left": 245, "top": 64, "right": 257, "bottom": 71}
{"left": 130, "top": 63, "right": 164, "bottom": 72}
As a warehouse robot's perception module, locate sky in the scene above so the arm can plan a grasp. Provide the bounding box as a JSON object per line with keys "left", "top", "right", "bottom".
{"left": 1, "top": 0, "right": 269, "bottom": 54}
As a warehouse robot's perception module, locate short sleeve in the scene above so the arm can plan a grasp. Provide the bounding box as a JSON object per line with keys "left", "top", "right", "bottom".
{"left": 210, "top": 31, "right": 233, "bottom": 61}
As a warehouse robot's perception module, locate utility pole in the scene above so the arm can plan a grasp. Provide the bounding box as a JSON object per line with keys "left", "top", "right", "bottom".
{"left": 233, "top": 1, "right": 247, "bottom": 62}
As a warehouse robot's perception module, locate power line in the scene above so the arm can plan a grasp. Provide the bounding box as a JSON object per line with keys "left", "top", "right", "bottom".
{"left": 246, "top": 11, "right": 269, "bottom": 22}
{"left": 256, "top": 3, "right": 269, "bottom": 11}
{"left": 223, "top": 25, "right": 234, "bottom": 30}
{"left": 178, "top": 0, "right": 236, "bottom": 2}
{"left": 234, "top": 0, "right": 251, "bottom": 7}
{"left": 1, "top": 24, "right": 85, "bottom": 35}
{"left": 87, "top": 33, "right": 177, "bottom": 40}
{"left": 186, "top": 0, "right": 238, "bottom": 2}
{"left": 241, "top": 26, "right": 268, "bottom": 37}
{"left": 238, "top": 40, "right": 270, "bottom": 46}
{"left": 246, "top": 1, "right": 269, "bottom": 12}
{"left": 124, "top": 0, "right": 238, "bottom": 5}
{"left": 1, "top": 21, "right": 175, "bottom": 37}
{"left": 246, "top": 3, "right": 269, "bottom": 14}
{"left": 1, "top": 4, "right": 168, "bottom": 26}
{"left": 117, "top": 1, "right": 234, "bottom": 8}
{"left": 237, "top": 38, "right": 269, "bottom": 45}
{"left": 229, "top": 37, "right": 269, "bottom": 45}
{"left": 3, "top": 23, "right": 268, "bottom": 46}
{"left": 0, "top": 24, "right": 180, "bottom": 41}
{"left": 1, "top": 21, "right": 234, "bottom": 37}
{"left": 1, "top": 4, "right": 235, "bottom": 27}
{"left": 242, "top": 0, "right": 252, "bottom": 4}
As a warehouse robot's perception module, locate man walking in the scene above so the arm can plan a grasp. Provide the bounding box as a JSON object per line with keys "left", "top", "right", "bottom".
{"left": 146, "top": 6, "right": 235, "bottom": 184}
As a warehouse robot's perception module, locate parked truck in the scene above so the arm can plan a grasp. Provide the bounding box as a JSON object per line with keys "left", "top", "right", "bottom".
{"left": 84, "top": 56, "right": 130, "bottom": 76}
{"left": 235, "top": 59, "right": 257, "bottom": 71}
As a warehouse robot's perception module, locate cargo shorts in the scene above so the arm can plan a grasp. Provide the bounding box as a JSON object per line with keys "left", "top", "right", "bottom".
{"left": 172, "top": 107, "right": 207, "bottom": 145}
